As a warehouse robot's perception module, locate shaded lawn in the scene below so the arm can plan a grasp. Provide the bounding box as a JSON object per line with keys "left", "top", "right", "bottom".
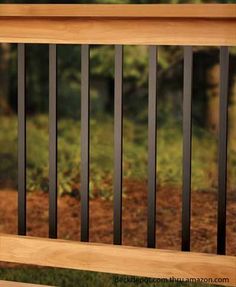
{"left": 0, "top": 267, "right": 219, "bottom": 287}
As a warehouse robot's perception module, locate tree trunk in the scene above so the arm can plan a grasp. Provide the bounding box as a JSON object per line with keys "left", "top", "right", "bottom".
{"left": 0, "top": 43, "right": 11, "bottom": 115}
{"left": 206, "top": 63, "right": 220, "bottom": 133}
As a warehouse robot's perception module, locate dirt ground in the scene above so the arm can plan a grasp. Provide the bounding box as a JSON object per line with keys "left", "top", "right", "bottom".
{"left": 0, "top": 180, "right": 235, "bottom": 256}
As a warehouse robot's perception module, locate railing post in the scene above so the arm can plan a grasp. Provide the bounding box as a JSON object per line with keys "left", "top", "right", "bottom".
{"left": 81, "top": 44, "right": 90, "bottom": 242}
{"left": 49, "top": 44, "right": 58, "bottom": 239}
{"left": 217, "top": 46, "right": 229, "bottom": 255}
{"left": 114, "top": 45, "right": 123, "bottom": 245}
{"left": 182, "top": 46, "right": 193, "bottom": 252}
{"left": 18, "top": 43, "right": 26, "bottom": 236}
{"left": 147, "top": 45, "right": 158, "bottom": 248}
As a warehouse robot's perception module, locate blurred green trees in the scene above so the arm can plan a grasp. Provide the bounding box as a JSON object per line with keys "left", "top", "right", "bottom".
{"left": 0, "top": 0, "right": 235, "bottom": 196}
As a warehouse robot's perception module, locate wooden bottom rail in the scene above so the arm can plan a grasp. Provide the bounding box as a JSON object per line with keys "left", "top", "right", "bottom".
{"left": 0, "top": 281, "right": 54, "bottom": 287}
{"left": 0, "top": 235, "right": 235, "bottom": 286}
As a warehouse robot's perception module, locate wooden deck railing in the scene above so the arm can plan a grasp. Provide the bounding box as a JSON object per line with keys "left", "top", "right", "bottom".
{"left": 0, "top": 4, "right": 236, "bottom": 45}
{"left": 0, "top": 4, "right": 236, "bottom": 287}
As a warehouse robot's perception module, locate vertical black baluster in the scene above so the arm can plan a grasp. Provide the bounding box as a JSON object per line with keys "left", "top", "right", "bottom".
{"left": 18, "top": 43, "right": 26, "bottom": 236}
{"left": 49, "top": 44, "right": 57, "bottom": 238}
{"left": 114, "top": 45, "right": 123, "bottom": 245}
{"left": 217, "top": 47, "right": 229, "bottom": 255}
{"left": 81, "top": 45, "right": 90, "bottom": 242}
{"left": 182, "top": 46, "right": 193, "bottom": 251}
{"left": 147, "top": 46, "right": 158, "bottom": 248}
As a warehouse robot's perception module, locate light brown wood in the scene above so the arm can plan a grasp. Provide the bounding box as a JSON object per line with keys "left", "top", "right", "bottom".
{"left": 0, "top": 4, "right": 235, "bottom": 18}
{"left": 0, "top": 4, "right": 235, "bottom": 46}
{"left": 0, "top": 17, "right": 235, "bottom": 46}
{"left": 0, "top": 235, "right": 235, "bottom": 286}
{"left": 0, "top": 281, "right": 54, "bottom": 287}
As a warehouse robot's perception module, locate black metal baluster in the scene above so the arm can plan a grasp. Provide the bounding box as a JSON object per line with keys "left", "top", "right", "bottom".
{"left": 114, "top": 45, "right": 123, "bottom": 245}
{"left": 147, "top": 46, "right": 158, "bottom": 248}
{"left": 49, "top": 44, "right": 57, "bottom": 238}
{"left": 217, "top": 47, "right": 229, "bottom": 255}
{"left": 18, "top": 43, "right": 26, "bottom": 236}
{"left": 182, "top": 46, "right": 193, "bottom": 251}
{"left": 81, "top": 44, "right": 90, "bottom": 242}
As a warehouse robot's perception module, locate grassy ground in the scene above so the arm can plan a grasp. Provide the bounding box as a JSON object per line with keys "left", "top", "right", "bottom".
{"left": 0, "top": 267, "right": 219, "bottom": 287}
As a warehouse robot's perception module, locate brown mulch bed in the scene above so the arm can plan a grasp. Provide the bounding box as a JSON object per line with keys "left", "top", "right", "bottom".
{"left": 0, "top": 180, "right": 235, "bottom": 256}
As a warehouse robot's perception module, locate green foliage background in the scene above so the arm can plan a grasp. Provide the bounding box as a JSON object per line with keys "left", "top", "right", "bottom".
{"left": 0, "top": 114, "right": 235, "bottom": 197}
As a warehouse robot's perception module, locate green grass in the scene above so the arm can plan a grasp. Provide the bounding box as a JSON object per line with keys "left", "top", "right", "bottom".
{"left": 0, "top": 267, "right": 220, "bottom": 287}
{"left": 0, "top": 114, "right": 235, "bottom": 197}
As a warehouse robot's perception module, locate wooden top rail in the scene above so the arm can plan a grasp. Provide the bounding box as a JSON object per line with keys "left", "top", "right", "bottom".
{"left": 0, "top": 234, "right": 236, "bottom": 286}
{"left": 0, "top": 4, "right": 235, "bottom": 18}
{"left": 0, "top": 4, "right": 235, "bottom": 46}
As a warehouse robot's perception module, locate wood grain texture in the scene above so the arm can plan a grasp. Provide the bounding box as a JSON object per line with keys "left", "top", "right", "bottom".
{"left": 0, "top": 4, "right": 235, "bottom": 46}
{"left": 0, "top": 4, "right": 235, "bottom": 18}
{"left": 0, "top": 281, "right": 54, "bottom": 287}
{"left": 0, "top": 235, "right": 235, "bottom": 286}
{"left": 0, "top": 17, "right": 235, "bottom": 46}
